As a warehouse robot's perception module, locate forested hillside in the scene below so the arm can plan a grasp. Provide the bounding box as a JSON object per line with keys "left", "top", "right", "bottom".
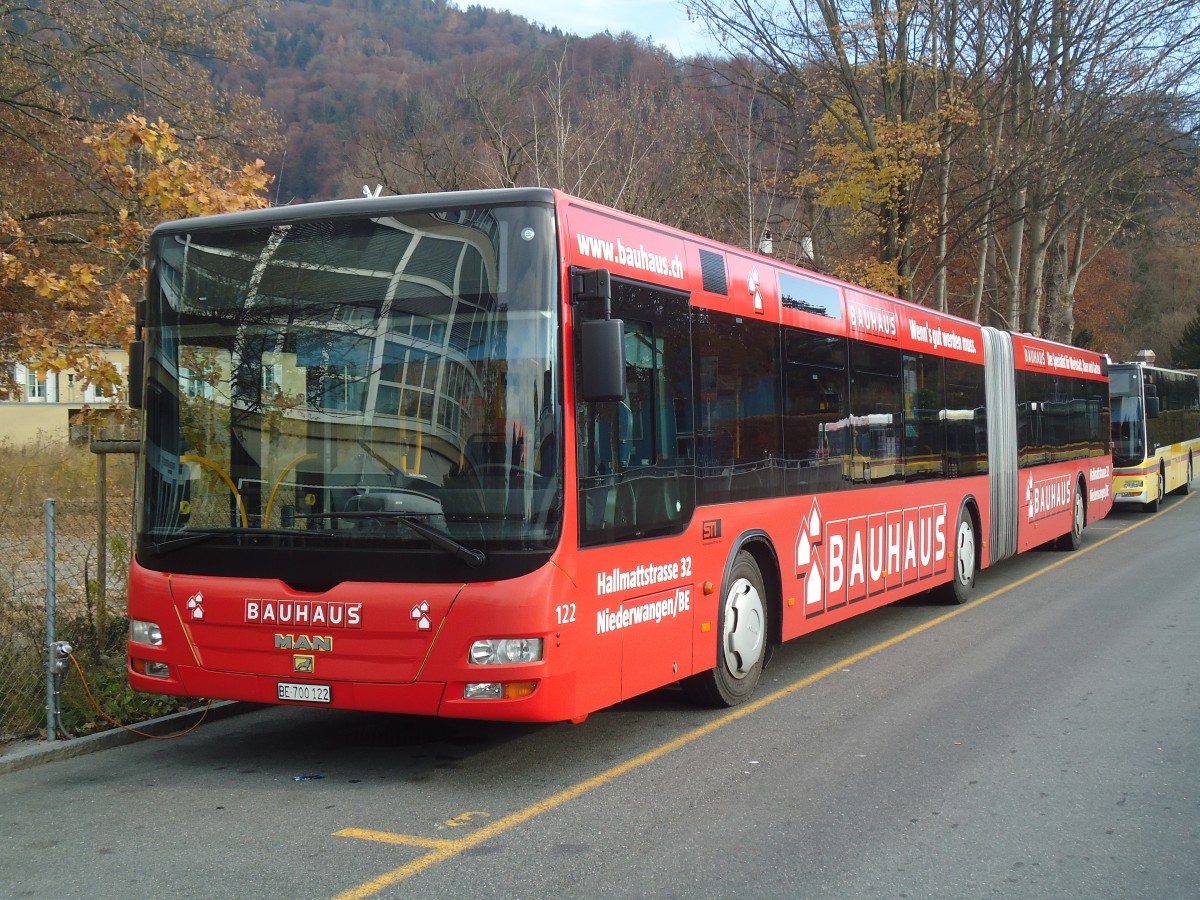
{"left": 215, "top": 0, "right": 568, "bottom": 201}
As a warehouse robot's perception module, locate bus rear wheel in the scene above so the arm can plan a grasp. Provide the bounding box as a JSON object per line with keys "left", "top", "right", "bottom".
{"left": 936, "top": 507, "right": 976, "bottom": 605}
{"left": 681, "top": 551, "right": 768, "bottom": 707}
{"left": 1056, "top": 481, "right": 1085, "bottom": 551}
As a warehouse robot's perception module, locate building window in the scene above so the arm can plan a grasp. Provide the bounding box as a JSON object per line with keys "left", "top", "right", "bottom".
{"left": 262, "top": 362, "right": 283, "bottom": 394}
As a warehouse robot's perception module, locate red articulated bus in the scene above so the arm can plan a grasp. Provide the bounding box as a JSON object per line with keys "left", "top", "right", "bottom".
{"left": 126, "top": 188, "right": 1112, "bottom": 722}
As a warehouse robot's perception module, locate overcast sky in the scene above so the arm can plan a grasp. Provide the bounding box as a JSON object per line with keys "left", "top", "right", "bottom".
{"left": 475, "top": 0, "right": 722, "bottom": 58}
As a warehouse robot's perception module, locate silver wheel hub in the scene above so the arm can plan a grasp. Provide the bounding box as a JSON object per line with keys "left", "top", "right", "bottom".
{"left": 723, "top": 577, "right": 765, "bottom": 679}
{"left": 955, "top": 520, "right": 975, "bottom": 584}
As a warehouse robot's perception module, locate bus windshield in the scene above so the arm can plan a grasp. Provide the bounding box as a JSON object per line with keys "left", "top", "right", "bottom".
{"left": 138, "top": 202, "right": 561, "bottom": 585}
{"left": 1109, "top": 366, "right": 1145, "bottom": 468}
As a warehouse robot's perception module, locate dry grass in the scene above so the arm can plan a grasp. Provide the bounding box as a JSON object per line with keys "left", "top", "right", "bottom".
{"left": 0, "top": 433, "right": 135, "bottom": 507}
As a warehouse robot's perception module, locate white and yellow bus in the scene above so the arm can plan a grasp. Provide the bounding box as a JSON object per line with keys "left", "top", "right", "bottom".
{"left": 1110, "top": 355, "right": 1200, "bottom": 511}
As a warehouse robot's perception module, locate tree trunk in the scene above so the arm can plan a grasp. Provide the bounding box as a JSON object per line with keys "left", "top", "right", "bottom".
{"left": 1046, "top": 202, "right": 1086, "bottom": 343}
{"left": 1023, "top": 186, "right": 1050, "bottom": 335}
{"left": 1005, "top": 184, "right": 1026, "bottom": 329}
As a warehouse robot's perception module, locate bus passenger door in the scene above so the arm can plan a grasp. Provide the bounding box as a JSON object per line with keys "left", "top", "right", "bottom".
{"left": 575, "top": 279, "right": 696, "bottom": 699}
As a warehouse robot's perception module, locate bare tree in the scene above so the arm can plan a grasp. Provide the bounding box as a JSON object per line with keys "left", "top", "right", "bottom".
{"left": 352, "top": 35, "right": 743, "bottom": 240}
{"left": 688, "top": 0, "right": 1200, "bottom": 334}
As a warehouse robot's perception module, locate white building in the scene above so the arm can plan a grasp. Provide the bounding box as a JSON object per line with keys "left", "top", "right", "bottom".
{"left": 1, "top": 354, "right": 130, "bottom": 444}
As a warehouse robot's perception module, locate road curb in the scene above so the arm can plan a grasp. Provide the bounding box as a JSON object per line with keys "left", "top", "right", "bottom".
{"left": 0, "top": 702, "right": 265, "bottom": 776}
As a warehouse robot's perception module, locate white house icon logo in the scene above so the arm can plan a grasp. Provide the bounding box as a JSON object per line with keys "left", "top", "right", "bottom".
{"left": 410, "top": 601, "right": 432, "bottom": 631}
{"left": 186, "top": 592, "right": 204, "bottom": 621}
{"left": 748, "top": 267, "right": 763, "bottom": 312}
{"left": 794, "top": 501, "right": 826, "bottom": 615}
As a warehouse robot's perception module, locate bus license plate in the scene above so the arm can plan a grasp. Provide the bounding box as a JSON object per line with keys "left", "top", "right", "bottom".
{"left": 277, "top": 682, "right": 331, "bottom": 704}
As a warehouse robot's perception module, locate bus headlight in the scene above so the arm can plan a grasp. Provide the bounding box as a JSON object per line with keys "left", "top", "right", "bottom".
{"left": 468, "top": 638, "right": 544, "bottom": 665}
{"left": 131, "top": 659, "right": 171, "bottom": 678}
{"left": 463, "top": 681, "right": 538, "bottom": 700}
{"left": 129, "top": 619, "right": 163, "bottom": 646}
{"left": 464, "top": 682, "right": 502, "bottom": 699}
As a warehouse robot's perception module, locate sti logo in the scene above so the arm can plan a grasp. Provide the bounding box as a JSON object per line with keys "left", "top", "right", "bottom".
{"left": 702, "top": 520, "right": 722, "bottom": 540}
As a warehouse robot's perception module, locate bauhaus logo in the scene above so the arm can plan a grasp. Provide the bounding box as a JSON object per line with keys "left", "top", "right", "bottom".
{"left": 1026, "top": 472, "right": 1073, "bottom": 521}
{"left": 795, "top": 499, "right": 948, "bottom": 616}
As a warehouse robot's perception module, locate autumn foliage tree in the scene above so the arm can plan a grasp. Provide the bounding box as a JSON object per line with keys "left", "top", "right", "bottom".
{"left": 0, "top": 0, "right": 280, "bottom": 400}
{"left": 0, "top": 116, "right": 271, "bottom": 401}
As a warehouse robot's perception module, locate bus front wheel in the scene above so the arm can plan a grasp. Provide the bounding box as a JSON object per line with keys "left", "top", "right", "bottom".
{"left": 1147, "top": 468, "right": 1165, "bottom": 513}
{"left": 681, "top": 551, "right": 768, "bottom": 707}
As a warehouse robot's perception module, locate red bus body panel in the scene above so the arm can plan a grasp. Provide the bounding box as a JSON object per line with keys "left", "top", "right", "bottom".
{"left": 1010, "top": 333, "right": 1114, "bottom": 551}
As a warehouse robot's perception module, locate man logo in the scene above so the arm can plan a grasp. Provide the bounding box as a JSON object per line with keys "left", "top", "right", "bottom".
{"left": 293, "top": 655, "right": 315, "bottom": 674}
{"left": 274, "top": 634, "right": 333, "bottom": 652}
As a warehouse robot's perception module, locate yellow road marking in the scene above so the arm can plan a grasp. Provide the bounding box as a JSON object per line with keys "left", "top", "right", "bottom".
{"left": 444, "top": 811, "right": 489, "bottom": 827}
{"left": 332, "top": 497, "right": 1188, "bottom": 899}
{"left": 336, "top": 829, "right": 459, "bottom": 851}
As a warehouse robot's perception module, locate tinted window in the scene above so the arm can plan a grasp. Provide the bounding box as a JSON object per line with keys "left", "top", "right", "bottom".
{"left": 577, "top": 281, "right": 695, "bottom": 546}
{"left": 694, "top": 309, "right": 782, "bottom": 503}
{"left": 902, "top": 352, "right": 945, "bottom": 479}
{"left": 848, "top": 341, "right": 902, "bottom": 484}
{"left": 944, "top": 359, "right": 988, "bottom": 476}
{"left": 782, "top": 331, "right": 848, "bottom": 495}
{"left": 1017, "top": 371, "right": 1109, "bottom": 466}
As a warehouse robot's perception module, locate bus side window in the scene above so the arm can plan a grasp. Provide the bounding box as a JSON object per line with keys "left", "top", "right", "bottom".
{"left": 693, "top": 308, "right": 782, "bottom": 503}
{"left": 901, "top": 351, "right": 945, "bottom": 480}
{"left": 944, "top": 359, "right": 988, "bottom": 476}
{"left": 576, "top": 281, "right": 694, "bottom": 547}
{"left": 781, "top": 329, "right": 848, "bottom": 496}
{"left": 848, "top": 340, "right": 902, "bottom": 484}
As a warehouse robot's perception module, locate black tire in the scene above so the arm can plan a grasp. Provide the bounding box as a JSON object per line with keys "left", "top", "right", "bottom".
{"left": 935, "top": 506, "right": 977, "bottom": 605}
{"left": 1055, "top": 481, "right": 1085, "bottom": 551}
{"left": 681, "top": 551, "right": 768, "bottom": 707}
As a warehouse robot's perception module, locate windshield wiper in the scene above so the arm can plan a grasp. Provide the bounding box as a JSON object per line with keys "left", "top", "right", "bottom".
{"left": 302, "top": 512, "right": 487, "bottom": 567}
{"left": 148, "top": 527, "right": 331, "bottom": 554}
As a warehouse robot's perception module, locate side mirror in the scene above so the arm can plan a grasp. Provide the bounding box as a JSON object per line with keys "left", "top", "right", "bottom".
{"left": 127, "top": 340, "right": 144, "bottom": 409}
{"left": 579, "top": 318, "right": 626, "bottom": 402}
{"left": 1146, "top": 395, "right": 1160, "bottom": 419}
{"left": 571, "top": 268, "right": 611, "bottom": 308}
{"left": 571, "top": 266, "right": 625, "bottom": 402}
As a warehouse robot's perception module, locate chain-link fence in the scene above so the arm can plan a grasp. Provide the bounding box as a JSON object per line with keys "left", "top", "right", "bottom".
{"left": 0, "top": 503, "right": 55, "bottom": 742}
{"left": 0, "top": 476, "right": 135, "bottom": 744}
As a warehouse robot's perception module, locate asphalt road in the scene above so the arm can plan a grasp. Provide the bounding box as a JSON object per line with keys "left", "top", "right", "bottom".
{"left": 2, "top": 497, "right": 1197, "bottom": 899}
